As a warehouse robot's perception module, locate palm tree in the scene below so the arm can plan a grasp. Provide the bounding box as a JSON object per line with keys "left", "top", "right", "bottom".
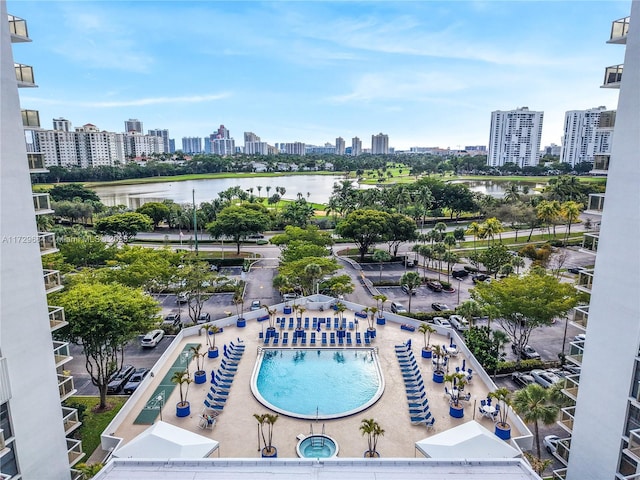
{"left": 537, "top": 200, "right": 562, "bottom": 238}
{"left": 257, "top": 185, "right": 262, "bottom": 198}
{"left": 418, "top": 323, "right": 436, "bottom": 352}
{"left": 503, "top": 182, "right": 521, "bottom": 203}
{"left": 488, "top": 387, "right": 512, "bottom": 431}
{"left": 254, "top": 413, "right": 279, "bottom": 455}
{"left": 432, "top": 243, "right": 446, "bottom": 281}
{"left": 400, "top": 271, "right": 421, "bottom": 312}
{"left": 171, "top": 369, "right": 192, "bottom": 407}
{"left": 482, "top": 217, "right": 504, "bottom": 245}
{"left": 189, "top": 344, "right": 206, "bottom": 376}
{"left": 511, "top": 256, "right": 525, "bottom": 275}
{"left": 466, "top": 221, "right": 483, "bottom": 259}
{"left": 512, "top": 384, "right": 561, "bottom": 459}
{"left": 360, "top": 418, "right": 385, "bottom": 457}
{"left": 202, "top": 324, "right": 220, "bottom": 353}
{"left": 455, "top": 300, "right": 483, "bottom": 327}
{"left": 372, "top": 294, "right": 388, "bottom": 318}
{"left": 561, "top": 200, "right": 583, "bottom": 244}
{"left": 372, "top": 249, "right": 391, "bottom": 281}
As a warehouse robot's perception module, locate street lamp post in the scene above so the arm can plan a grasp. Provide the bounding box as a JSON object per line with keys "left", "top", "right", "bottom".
{"left": 192, "top": 189, "right": 199, "bottom": 255}
{"left": 157, "top": 394, "right": 164, "bottom": 422}
{"left": 457, "top": 278, "right": 462, "bottom": 305}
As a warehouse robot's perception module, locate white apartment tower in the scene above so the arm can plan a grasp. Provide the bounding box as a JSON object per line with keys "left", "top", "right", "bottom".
{"left": 181, "top": 137, "right": 202, "bottom": 154}
{"left": 552, "top": 7, "right": 638, "bottom": 480}
{"left": 2, "top": 6, "right": 83, "bottom": 479}
{"left": 124, "top": 118, "right": 143, "bottom": 133}
{"left": 371, "top": 132, "right": 389, "bottom": 155}
{"left": 335, "top": 137, "right": 346, "bottom": 155}
{"left": 351, "top": 136, "right": 362, "bottom": 156}
{"left": 53, "top": 117, "right": 71, "bottom": 132}
{"left": 124, "top": 132, "right": 164, "bottom": 158}
{"left": 148, "top": 128, "right": 170, "bottom": 154}
{"left": 560, "top": 106, "right": 609, "bottom": 167}
{"left": 487, "top": 107, "right": 544, "bottom": 168}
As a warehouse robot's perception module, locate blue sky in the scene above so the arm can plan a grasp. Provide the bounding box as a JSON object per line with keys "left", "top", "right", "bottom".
{"left": 12, "top": 0, "right": 630, "bottom": 150}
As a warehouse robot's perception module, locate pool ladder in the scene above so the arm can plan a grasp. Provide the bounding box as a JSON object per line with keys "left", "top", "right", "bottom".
{"left": 309, "top": 423, "right": 326, "bottom": 447}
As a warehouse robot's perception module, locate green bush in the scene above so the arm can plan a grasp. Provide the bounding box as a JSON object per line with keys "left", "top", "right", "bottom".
{"left": 496, "top": 358, "right": 545, "bottom": 374}
{"left": 404, "top": 311, "right": 455, "bottom": 322}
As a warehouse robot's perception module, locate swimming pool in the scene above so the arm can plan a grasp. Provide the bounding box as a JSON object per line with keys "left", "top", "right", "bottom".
{"left": 251, "top": 348, "right": 384, "bottom": 419}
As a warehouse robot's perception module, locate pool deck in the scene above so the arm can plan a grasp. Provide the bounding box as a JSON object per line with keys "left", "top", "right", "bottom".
{"left": 108, "top": 308, "right": 526, "bottom": 459}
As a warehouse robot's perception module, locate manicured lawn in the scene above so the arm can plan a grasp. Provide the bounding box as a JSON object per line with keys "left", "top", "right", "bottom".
{"left": 66, "top": 396, "right": 127, "bottom": 459}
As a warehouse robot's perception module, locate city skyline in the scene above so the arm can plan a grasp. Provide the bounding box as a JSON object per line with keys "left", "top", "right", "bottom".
{"left": 13, "top": 1, "right": 629, "bottom": 150}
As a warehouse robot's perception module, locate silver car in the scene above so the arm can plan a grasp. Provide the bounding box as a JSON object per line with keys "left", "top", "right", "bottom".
{"left": 531, "top": 369, "right": 563, "bottom": 388}
{"left": 448, "top": 315, "right": 469, "bottom": 331}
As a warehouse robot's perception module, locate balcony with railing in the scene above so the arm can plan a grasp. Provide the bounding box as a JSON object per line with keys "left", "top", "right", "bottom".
{"left": 572, "top": 305, "right": 589, "bottom": 329}
{"left": 21, "top": 109, "right": 40, "bottom": 128}
{"left": 14, "top": 63, "right": 36, "bottom": 87}
{"left": 70, "top": 469, "right": 83, "bottom": 480}
{"left": 28, "top": 153, "right": 46, "bottom": 172}
{"left": 553, "top": 469, "right": 567, "bottom": 480}
{"left": 53, "top": 341, "right": 72, "bottom": 368}
{"left": 563, "top": 375, "right": 581, "bottom": 402}
{"left": 49, "top": 306, "right": 68, "bottom": 331}
{"left": 58, "top": 374, "right": 76, "bottom": 402}
{"left": 576, "top": 269, "right": 595, "bottom": 294}
{"left": 61, "top": 407, "right": 81, "bottom": 435}
{"left": 580, "top": 233, "right": 599, "bottom": 255}
{"left": 43, "top": 269, "right": 63, "bottom": 294}
{"left": 585, "top": 193, "right": 605, "bottom": 215}
{"left": 591, "top": 154, "right": 610, "bottom": 176}
{"left": 556, "top": 437, "right": 571, "bottom": 465}
{"left": 609, "top": 16, "right": 630, "bottom": 44}
{"left": 39, "top": 232, "right": 57, "bottom": 255}
{"left": 33, "top": 193, "right": 53, "bottom": 215}
{"left": 66, "top": 438, "right": 84, "bottom": 466}
{"left": 8, "top": 14, "right": 29, "bottom": 41}
{"left": 603, "top": 64, "right": 623, "bottom": 88}
{"left": 559, "top": 405, "right": 576, "bottom": 434}
{"left": 567, "top": 341, "right": 584, "bottom": 367}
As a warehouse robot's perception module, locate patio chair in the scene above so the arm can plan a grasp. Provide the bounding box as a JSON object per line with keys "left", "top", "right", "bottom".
{"left": 425, "top": 417, "right": 436, "bottom": 431}
{"left": 304, "top": 318, "right": 310, "bottom": 329}
{"left": 330, "top": 333, "right": 336, "bottom": 346}
{"left": 346, "top": 332, "right": 353, "bottom": 346}
{"left": 229, "top": 341, "right": 245, "bottom": 350}
{"left": 205, "top": 392, "right": 227, "bottom": 404}
{"left": 322, "top": 332, "right": 327, "bottom": 345}
{"left": 273, "top": 334, "right": 279, "bottom": 345}
{"left": 410, "top": 411, "right": 433, "bottom": 425}
{"left": 364, "top": 335, "right": 371, "bottom": 345}
{"left": 211, "top": 378, "right": 231, "bottom": 392}
{"left": 282, "top": 332, "right": 289, "bottom": 345}
{"left": 292, "top": 334, "right": 298, "bottom": 346}
{"left": 288, "top": 318, "right": 294, "bottom": 329}
{"left": 301, "top": 333, "right": 307, "bottom": 345}
{"left": 216, "top": 368, "right": 235, "bottom": 379}
{"left": 356, "top": 333, "right": 362, "bottom": 345}
{"left": 209, "top": 385, "right": 229, "bottom": 397}
{"left": 203, "top": 399, "right": 224, "bottom": 412}
{"left": 349, "top": 322, "right": 354, "bottom": 330}
{"left": 338, "top": 335, "right": 344, "bottom": 346}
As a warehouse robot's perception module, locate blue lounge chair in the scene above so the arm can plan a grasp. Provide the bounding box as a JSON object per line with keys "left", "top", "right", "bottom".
{"left": 330, "top": 333, "right": 336, "bottom": 346}
{"left": 346, "top": 332, "right": 353, "bottom": 346}
{"left": 220, "top": 360, "right": 238, "bottom": 371}
{"left": 301, "top": 333, "right": 307, "bottom": 345}
{"left": 325, "top": 319, "right": 331, "bottom": 330}
{"left": 203, "top": 399, "right": 224, "bottom": 412}
{"left": 216, "top": 368, "right": 235, "bottom": 379}
{"left": 349, "top": 322, "right": 354, "bottom": 330}
{"left": 410, "top": 412, "right": 433, "bottom": 425}
{"left": 338, "top": 335, "right": 344, "bottom": 346}
{"left": 263, "top": 336, "right": 270, "bottom": 346}
{"left": 282, "top": 332, "right": 289, "bottom": 345}
{"left": 322, "top": 332, "right": 327, "bottom": 345}
{"left": 356, "top": 333, "right": 362, "bottom": 345}
{"left": 229, "top": 341, "right": 245, "bottom": 350}
{"left": 288, "top": 318, "right": 294, "bottom": 329}
{"left": 310, "top": 332, "right": 316, "bottom": 345}
{"left": 272, "top": 334, "right": 279, "bottom": 345}
{"left": 206, "top": 391, "right": 227, "bottom": 403}
{"left": 334, "top": 318, "right": 339, "bottom": 329}
{"left": 304, "top": 318, "right": 310, "bottom": 329}
{"left": 292, "top": 334, "right": 298, "bottom": 345}
{"left": 364, "top": 334, "right": 371, "bottom": 345}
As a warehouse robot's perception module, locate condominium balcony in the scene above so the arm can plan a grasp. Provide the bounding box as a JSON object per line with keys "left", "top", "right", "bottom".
{"left": 39, "top": 231, "right": 58, "bottom": 255}
{"left": 28, "top": 153, "right": 46, "bottom": 173}
{"left": 70, "top": 469, "right": 83, "bottom": 480}
{"left": 49, "top": 306, "right": 68, "bottom": 331}
{"left": 579, "top": 233, "right": 599, "bottom": 255}
{"left": 552, "top": 469, "right": 567, "bottom": 480}
{"left": 572, "top": 305, "right": 589, "bottom": 329}
{"left": 602, "top": 64, "right": 623, "bottom": 89}
{"left": 61, "top": 406, "right": 81, "bottom": 435}
{"left": 563, "top": 375, "right": 580, "bottom": 402}
{"left": 14, "top": 63, "right": 37, "bottom": 87}
{"left": 33, "top": 193, "right": 54, "bottom": 215}
{"left": 576, "top": 269, "right": 595, "bottom": 294}
{"left": 53, "top": 341, "right": 72, "bottom": 368}
{"left": 567, "top": 341, "right": 584, "bottom": 366}
{"left": 66, "top": 438, "right": 84, "bottom": 467}
{"left": 591, "top": 154, "right": 610, "bottom": 176}
{"left": 608, "top": 16, "right": 630, "bottom": 44}
{"left": 8, "top": 14, "right": 30, "bottom": 41}
{"left": 44, "top": 269, "right": 63, "bottom": 294}
{"left": 585, "top": 193, "right": 605, "bottom": 215}
{"left": 559, "top": 405, "right": 576, "bottom": 434}
{"left": 21, "top": 109, "right": 40, "bottom": 127}
{"left": 58, "top": 374, "right": 76, "bottom": 402}
{"left": 555, "top": 437, "right": 571, "bottom": 465}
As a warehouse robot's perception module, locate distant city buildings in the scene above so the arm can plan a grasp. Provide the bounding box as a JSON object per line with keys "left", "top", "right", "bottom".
{"left": 306, "top": 143, "right": 336, "bottom": 155}
{"left": 543, "top": 143, "right": 562, "bottom": 156}
{"left": 243, "top": 131, "right": 277, "bottom": 155}
{"left": 335, "top": 137, "right": 345, "bottom": 155}
{"left": 182, "top": 137, "right": 203, "bottom": 154}
{"left": 464, "top": 145, "right": 487, "bottom": 152}
{"left": 371, "top": 132, "right": 389, "bottom": 155}
{"left": 148, "top": 128, "right": 171, "bottom": 154}
{"left": 487, "top": 107, "right": 544, "bottom": 168}
{"left": 209, "top": 125, "right": 235, "bottom": 156}
{"left": 281, "top": 142, "right": 306, "bottom": 155}
{"left": 351, "top": 137, "right": 362, "bottom": 156}
{"left": 124, "top": 118, "right": 143, "bottom": 133}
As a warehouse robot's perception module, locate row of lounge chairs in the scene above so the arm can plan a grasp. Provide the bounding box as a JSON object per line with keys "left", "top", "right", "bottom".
{"left": 203, "top": 340, "right": 245, "bottom": 415}
{"left": 395, "top": 342, "right": 435, "bottom": 431}
{"left": 261, "top": 330, "right": 373, "bottom": 347}
{"left": 275, "top": 317, "right": 357, "bottom": 331}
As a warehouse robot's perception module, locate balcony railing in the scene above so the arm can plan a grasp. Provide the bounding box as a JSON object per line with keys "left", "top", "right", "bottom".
{"left": 33, "top": 193, "right": 53, "bottom": 215}
{"left": 591, "top": 154, "right": 610, "bottom": 175}
{"left": 576, "top": 269, "right": 595, "bottom": 294}
{"left": 14, "top": 63, "right": 36, "bottom": 87}
{"left": 553, "top": 469, "right": 568, "bottom": 480}
{"left": 603, "top": 64, "right": 623, "bottom": 88}
{"left": 70, "top": 469, "right": 83, "bottom": 480}
{"left": 66, "top": 438, "right": 84, "bottom": 466}
{"left": 559, "top": 405, "right": 576, "bottom": 434}
{"left": 556, "top": 437, "right": 571, "bottom": 465}
{"left": 586, "top": 193, "right": 605, "bottom": 214}
{"left": 38, "top": 232, "right": 57, "bottom": 255}
{"left": 609, "top": 16, "right": 630, "bottom": 44}
{"left": 49, "top": 306, "right": 68, "bottom": 331}
{"left": 580, "top": 233, "right": 599, "bottom": 255}
{"left": 21, "top": 109, "right": 40, "bottom": 127}
{"left": 572, "top": 305, "right": 589, "bottom": 329}
{"left": 53, "top": 341, "right": 72, "bottom": 368}
{"left": 61, "top": 407, "right": 81, "bottom": 435}
{"left": 563, "top": 375, "right": 580, "bottom": 402}
{"left": 567, "top": 341, "right": 584, "bottom": 366}
{"left": 8, "top": 14, "right": 29, "bottom": 40}
{"left": 43, "top": 269, "right": 63, "bottom": 294}
{"left": 58, "top": 374, "right": 76, "bottom": 402}
{"left": 28, "top": 153, "right": 46, "bottom": 172}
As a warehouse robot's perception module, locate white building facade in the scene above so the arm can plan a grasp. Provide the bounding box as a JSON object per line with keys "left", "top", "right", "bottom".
{"left": 371, "top": 132, "right": 389, "bottom": 155}
{"left": 351, "top": 136, "right": 362, "bottom": 156}
{"left": 560, "top": 106, "right": 608, "bottom": 167}
{"left": 487, "top": 107, "right": 544, "bottom": 168}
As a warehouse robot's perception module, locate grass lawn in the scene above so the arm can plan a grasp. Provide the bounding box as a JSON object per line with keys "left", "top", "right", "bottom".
{"left": 66, "top": 396, "right": 127, "bottom": 459}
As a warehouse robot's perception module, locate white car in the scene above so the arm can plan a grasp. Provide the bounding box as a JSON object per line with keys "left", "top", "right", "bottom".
{"left": 544, "top": 434, "right": 561, "bottom": 454}
{"left": 432, "top": 317, "right": 452, "bottom": 328}
{"left": 531, "top": 369, "right": 563, "bottom": 388}
{"left": 141, "top": 329, "right": 164, "bottom": 348}
{"left": 250, "top": 300, "right": 262, "bottom": 311}
{"left": 573, "top": 333, "right": 586, "bottom": 342}
{"left": 448, "top": 315, "right": 469, "bottom": 331}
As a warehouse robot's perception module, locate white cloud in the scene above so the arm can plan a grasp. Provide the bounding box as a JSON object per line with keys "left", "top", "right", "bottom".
{"left": 20, "top": 93, "right": 231, "bottom": 108}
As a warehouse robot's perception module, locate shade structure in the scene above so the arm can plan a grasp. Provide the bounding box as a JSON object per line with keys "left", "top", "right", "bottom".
{"left": 113, "top": 421, "right": 219, "bottom": 459}
{"left": 415, "top": 420, "right": 521, "bottom": 459}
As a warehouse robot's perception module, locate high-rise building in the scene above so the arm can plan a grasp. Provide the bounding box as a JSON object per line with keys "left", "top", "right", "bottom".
{"left": 371, "top": 132, "right": 389, "bottom": 155}
{"left": 182, "top": 137, "right": 203, "bottom": 154}
{"left": 52, "top": 117, "right": 71, "bottom": 132}
{"left": 2, "top": 7, "right": 83, "bottom": 478}
{"left": 169, "top": 138, "right": 175, "bottom": 154}
{"left": 552, "top": 8, "right": 637, "bottom": 480}
{"left": 560, "top": 106, "right": 609, "bottom": 167}
{"left": 209, "top": 125, "right": 235, "bottom": 156}
{"left": 335, "top": 137, "right": 346, "bottom": 155}
{"left": 351, "top": 136, "right": 362, "bottom": 156}
{"left": 244, "top": 132, "right": 269, "bottom": 155}
{"left": 487, "top": 107, "right": 544, "bottom": 168}
{"left": 148, "top": 128, "right": 170, "bottom": 154}
{"left": 124, "top": 118, "right": 143, "bottom": 134}
{"left": 124, "top": 132, "right": 164, "bottom": 158}
{"left": 282, "top": 142, "right": 306, "bottom": 155}
{"left": 591, "top": 110, "right": 616, "bottom": 175}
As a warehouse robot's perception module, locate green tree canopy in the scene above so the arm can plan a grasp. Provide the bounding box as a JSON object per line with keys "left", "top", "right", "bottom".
{"left": 49, "top": 183, "right": 101, "bottom": 203}
{"left": 384, "top": 213, "right": 418, "bottom": 258}
{"left": 335, "top": 209, "right": 391, "bottom": 261}
{"left": 270, "top": 225, "right": 333, "bottom": 247}
{"left": 276, "top": 257, "right": 340, "bottom": 295}
{"left": 207, "top": 203, "right": 270, "bottom": 254}
{"left": 105, "top": 245, "right": 183, "bottom": 292}
{"left": 94, "top": 212, "right": 153, "bottom": 243}
{"left": 136, "top": 202, "right": 170, "bottom": 227}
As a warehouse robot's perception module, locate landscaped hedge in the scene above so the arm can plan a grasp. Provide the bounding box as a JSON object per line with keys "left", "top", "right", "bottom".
{"left": 403, "top": 311, "right": 456, "bottom": 321}
{"left": 495, "top": 359, "right": 545, "bottom": 374}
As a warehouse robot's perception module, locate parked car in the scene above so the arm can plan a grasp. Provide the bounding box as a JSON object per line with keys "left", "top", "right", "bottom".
{"left": 512, "top": 344, "right": 541, "bottom": 360}
{"left": 401, "top": 284, "right": 417, "bottom": 295}
{"left": 403, "top": 256, "right": 415, "bottom": 267}
{"left": 390, "top": 302, "right": 407, "bottom": 314}
{"left": 282, "top": 293, "right": 301, "bottom": 301}
{"left": 432, "top": 317, "right": 452, "bottom": 328}
{"left": 209, "top": 264, "right": 218, "bottom": 272}
{"left": 107, "top": 364, "right": 136, "bottom": 394}
{"left": 123, "top": 368, "right": 150, "bottom": 394}
{"left": 176, "top": 292, "right": 188, "bottom": 304}
{"left": 531, "top": 369, "right": 563, "bottom": 388}
{"left": 448, "top": 315, "right": 469, "bottom": 331}
{"left": 249, "top": 233, "right": 265, "bottom": 239}
{"left": 140, "top": 329, "right": 164, "bottom": 348}
{"left": 431, "top": 302, "right": 451, "bottom": 312}
{"left": 426, "top": 280, "right": 443, "bottom": 292}
{"left": 512, "top": 371, "right": 536, "bottom": 387}
{"left": 163, "top": 312, "right": 181, "bottom": 325}
{"left": 197, "top": 312, "right": 211, "bottom": 324}
{"left": 250, "top": 300, "right": 262, "bottom": 311}
{"left": 544, "top": 434, "right": 561, "bottom": 454}
{"left": 567, "top": 267, "right": 583, "bottom": 274}
{"left": 472, "top": 274, "right": 491, "bottom": 283}
{"left": 452, "top": 269, "right": 469, "bottom": 279}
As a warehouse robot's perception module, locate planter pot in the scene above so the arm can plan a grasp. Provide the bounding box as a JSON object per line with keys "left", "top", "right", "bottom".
{"left": 364, "top": 450, "right": 380, "bottom": 458}
{"left": 208, "top": 347, "right": 219, "bottom": 359}
{"left": 495, "top": 423, "right": 511, "bottom": 440}
{"left": 449, "top": 403, "right": 464, "bottom": 418}
{"left": 433, "top": 371, "right": 445, "bottom": 383}
{"left": 367, "top": 328, "right": 377, "bottom": 338}
{"left": 376, "top": 317, "right": 386, "bottom": 325}
{"left": 261, "top": 447, "right": 278, "bottom": 458}
{"left": 266, "top": 326, "right": 276, "bottom": 339}
{"left": 422, "top": 348, "right": 433, "bottom": 359}
{"left": 236, "top": 318, "right": 246, "bottom": 328}
{"left": 176, "top": 402, "right": 190, "bottom": 417}
{"left": 194, "top": 370, "right": 207, "bottom": 384}
{"left": 283, "top": 306, "right": 292, "bottom": 314}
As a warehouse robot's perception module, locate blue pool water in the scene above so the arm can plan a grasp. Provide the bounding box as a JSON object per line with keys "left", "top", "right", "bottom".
{"left": 297, "top": 435, "right": 339, "bottom": 458}
{"left": 253, "top": 349, "right": 383, "bottom": 419}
